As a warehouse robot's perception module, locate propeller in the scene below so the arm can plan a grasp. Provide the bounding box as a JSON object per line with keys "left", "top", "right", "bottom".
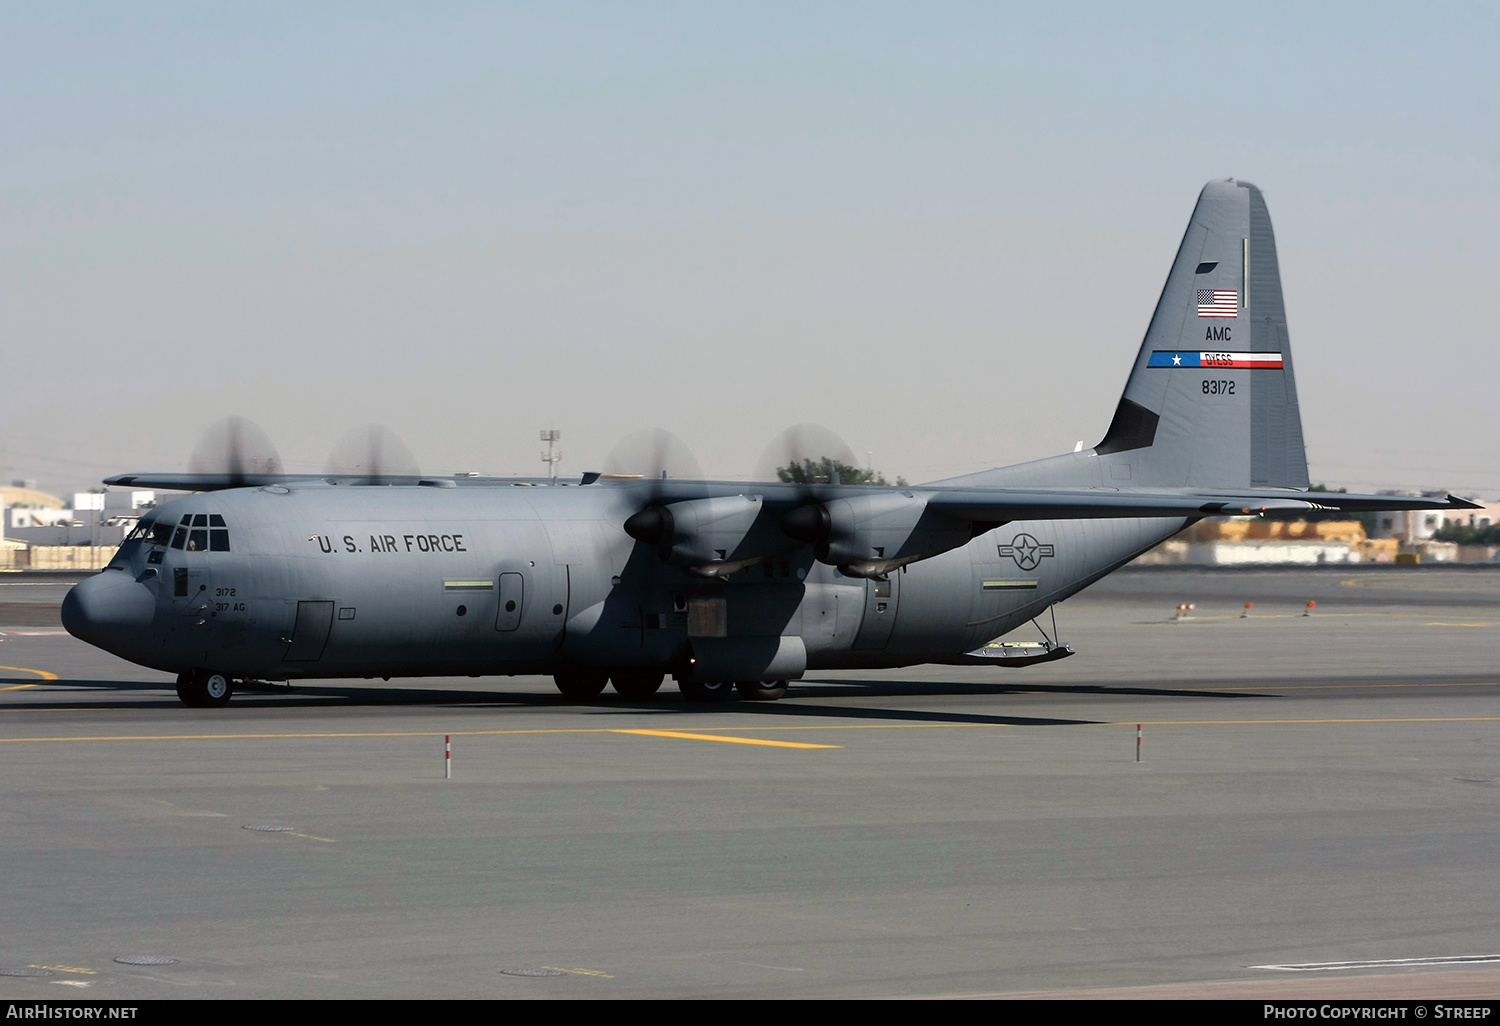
{"left": 752, "top": 423, "right": 860, "bottom": 485}
{"left": 602, "top": 428, "right": 703, "bottom": 484}
{"left": 752, "top": 423, "right": 862, "bottom": 555}
{"left": 187, "top": 416, "right": 284, "bottom": 485}
{"left": 610, "top": 428, "right": 706, "bottom": 556}
{"left": 324, "top": 424, "right": 421, "bottom": 483}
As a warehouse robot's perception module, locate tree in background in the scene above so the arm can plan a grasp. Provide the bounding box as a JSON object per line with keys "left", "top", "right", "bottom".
{"left": 1433, "top": 522, "right": 1500, "bottom": 545}
{"left": 777, "top": 458, "right": 907, "bottom": 487}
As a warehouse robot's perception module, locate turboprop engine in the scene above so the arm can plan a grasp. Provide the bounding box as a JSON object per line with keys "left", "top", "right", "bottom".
{"left": 623, "top": 495, "right": 801, "bottom": 578}
{"left": 780, "top": 490, "right": 977, "bottom": 579}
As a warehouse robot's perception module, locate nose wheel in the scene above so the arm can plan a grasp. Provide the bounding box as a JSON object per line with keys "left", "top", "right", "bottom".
{"left": 176, "top": 670, "right": 234, "bottom": 708}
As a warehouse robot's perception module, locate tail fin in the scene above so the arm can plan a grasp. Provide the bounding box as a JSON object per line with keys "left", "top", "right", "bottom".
{"left": 1094, "top": 179, "right": 1309, "bottom": 489}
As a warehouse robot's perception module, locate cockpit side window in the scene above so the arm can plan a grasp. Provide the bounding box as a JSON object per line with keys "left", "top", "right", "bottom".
{"left": 128, "top": 518, "right": 176, "bottom": 546}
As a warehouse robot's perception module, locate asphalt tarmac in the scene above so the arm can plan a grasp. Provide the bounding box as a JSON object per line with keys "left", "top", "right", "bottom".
{"left": 3, "top": 566, "right": 1499, "bottom": 999}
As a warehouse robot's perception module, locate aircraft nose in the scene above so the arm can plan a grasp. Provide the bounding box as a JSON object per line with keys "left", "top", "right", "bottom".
{"left": 61, "top": 570, "right": 156, "bottom": 647}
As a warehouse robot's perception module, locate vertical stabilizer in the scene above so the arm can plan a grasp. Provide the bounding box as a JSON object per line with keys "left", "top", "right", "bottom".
{"left": 1094, "top": 180, "right": 1309, "bottom": 489}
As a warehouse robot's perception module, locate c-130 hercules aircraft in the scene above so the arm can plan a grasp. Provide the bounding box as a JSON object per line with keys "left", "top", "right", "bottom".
{"left": 63, "top": 180, "right": 1473, "bottom": 707}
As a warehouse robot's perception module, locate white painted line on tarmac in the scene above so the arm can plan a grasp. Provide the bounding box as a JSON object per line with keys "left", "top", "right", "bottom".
{"left": 1251, "top": 954, "right": 1500, "bottom": 971}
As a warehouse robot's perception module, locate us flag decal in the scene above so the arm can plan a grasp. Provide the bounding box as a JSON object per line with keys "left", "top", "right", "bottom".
{"left": 1197, "top": 289, "right": 1238, "bottom": 318}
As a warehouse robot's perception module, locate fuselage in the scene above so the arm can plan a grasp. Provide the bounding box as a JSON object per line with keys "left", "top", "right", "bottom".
{"left": 62, "top": 480, "right": 1186, "bottom": 683}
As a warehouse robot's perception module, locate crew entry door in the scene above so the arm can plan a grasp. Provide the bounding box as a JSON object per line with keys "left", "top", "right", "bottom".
{"left": 283, "top": 600, "right": 334, "bottom": 662}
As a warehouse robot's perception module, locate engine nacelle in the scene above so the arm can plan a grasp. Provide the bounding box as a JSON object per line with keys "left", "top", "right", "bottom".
{"left": 623, "top": 495, "right": 798, "bottom": 577}
{"left": 781, "top": 491, "right": 974, "bottom": 578}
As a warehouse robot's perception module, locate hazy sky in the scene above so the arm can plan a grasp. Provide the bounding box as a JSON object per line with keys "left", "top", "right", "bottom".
{"left": 3, "top": 3, "right": 1496, "bottom": 498}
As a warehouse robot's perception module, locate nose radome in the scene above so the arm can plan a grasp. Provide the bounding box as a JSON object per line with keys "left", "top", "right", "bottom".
{"left": 61, "top": 570, "right": 156, "bottom": 646}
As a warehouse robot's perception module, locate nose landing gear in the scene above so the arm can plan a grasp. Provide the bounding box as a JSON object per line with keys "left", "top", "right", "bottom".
{"left": 176, "top": 670, "right": 234, "bottom": 708}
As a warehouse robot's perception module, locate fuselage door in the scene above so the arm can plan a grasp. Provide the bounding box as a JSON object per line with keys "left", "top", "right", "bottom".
{"left": 496, "top": 572, "right": 525, "bottom": 631}
{"left": 284, "top": 600, "right": 334, "bottom": 661}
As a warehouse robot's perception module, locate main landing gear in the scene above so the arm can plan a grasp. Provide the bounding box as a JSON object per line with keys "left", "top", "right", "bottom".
{"left": 176, "top": 670, "right": 233, "bottom": 708}
{"left": 735, "top": 679, "right": 788, "bottom": 701}
{"left": 552, "top": 671, "right": 608, "bottom": 700}
{"left": 679, "top": 679, "right": 789, "bottom": 702}
{"left": 610, "top": 672, "right": 665, "bottom": 700}
{"left": 552, "top": 671, "right": 666, "bottom": 701}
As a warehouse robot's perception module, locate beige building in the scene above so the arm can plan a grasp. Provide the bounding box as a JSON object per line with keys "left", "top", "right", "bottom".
{"left": 1371, "top": 499, "right": 1500, "bottom": 544}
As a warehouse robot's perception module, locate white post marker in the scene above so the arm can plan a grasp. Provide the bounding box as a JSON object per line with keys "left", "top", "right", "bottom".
{"left": 445, "top": 734, "right": 451, "bottom": 779}
{"left": 1136, "top": 723, "right": 1142, "bottom": 763}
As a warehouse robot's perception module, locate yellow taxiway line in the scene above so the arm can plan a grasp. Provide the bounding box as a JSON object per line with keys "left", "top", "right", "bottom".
{"left": 607, "top": 728, "right": 839, "bottom": 749}
{"left": 0, "top": 665, "right": 60, "bottom": 690}
{"left": 8, "top": 714, "right": 1500, "bottom": 746}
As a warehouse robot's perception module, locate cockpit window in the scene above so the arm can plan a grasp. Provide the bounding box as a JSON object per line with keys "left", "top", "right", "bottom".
{"left": 129, "top": 518, "right": 173, "bottom": 545}
{"left": 167, "top": 513, "right": 231, "bottom": 552}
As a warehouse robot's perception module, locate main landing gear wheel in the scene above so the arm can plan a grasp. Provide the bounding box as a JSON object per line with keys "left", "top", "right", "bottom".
{"left": 553, "top": 671, "right": 608, "bottom": 700}
{"left": 679, "top": 678, "right": 737, "bottom": 702}
{"left": 177, "top": 670, "right": 234, "bottom": 708}
{"left": 611, "top": 672, "right": 664, "bottom": 700}
{"left": 736, "top": 679, "right": 788, "bottom": 701}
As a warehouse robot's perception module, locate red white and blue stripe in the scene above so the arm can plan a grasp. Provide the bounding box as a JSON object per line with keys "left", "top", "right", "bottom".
{"left": 1148, "top": 351, "right": 1284, "bottom": 369}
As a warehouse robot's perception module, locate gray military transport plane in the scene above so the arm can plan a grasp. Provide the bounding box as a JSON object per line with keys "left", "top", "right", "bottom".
{"left": 63, "top": 180, "right": 1473, "bottom": 707}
